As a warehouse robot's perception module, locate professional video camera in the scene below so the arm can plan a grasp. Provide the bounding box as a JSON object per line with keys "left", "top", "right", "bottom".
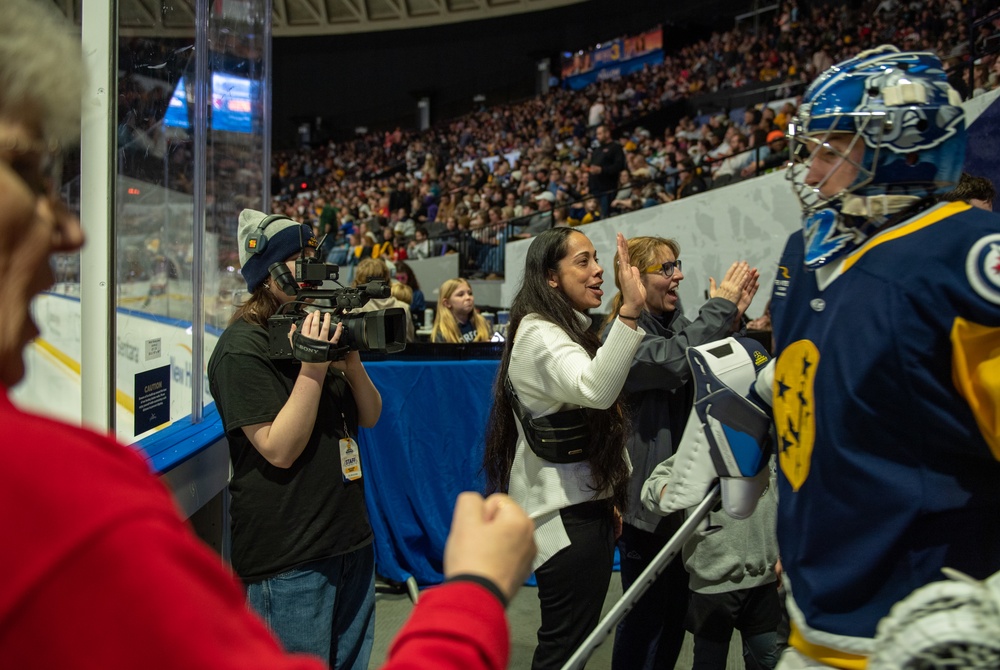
{"left": 266, "top": 255, "right": 407, "bottom": 361}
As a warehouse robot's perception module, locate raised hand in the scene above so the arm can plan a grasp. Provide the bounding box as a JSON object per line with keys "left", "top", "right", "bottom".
{"left": 709, "top": 261, "right": 753, "bottom": 305}
{"left": 616, "top": 232, "right": 646, "bottom": 318}
{"left": 736, "top": 267, "right": 760, "bottom": 321}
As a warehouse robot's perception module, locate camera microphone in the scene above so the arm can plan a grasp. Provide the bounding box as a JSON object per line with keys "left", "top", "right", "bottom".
{"left": 363, "top": 280, "right": 391, "bottom": 299}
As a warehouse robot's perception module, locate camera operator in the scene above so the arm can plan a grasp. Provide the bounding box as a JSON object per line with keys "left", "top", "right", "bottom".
{"left": 208, "top": 209, "right": 383, "bottom": 669}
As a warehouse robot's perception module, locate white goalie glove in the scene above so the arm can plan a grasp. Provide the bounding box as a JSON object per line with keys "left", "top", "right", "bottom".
{"left": 868, "top": 568, "right": 1000, "bottom": 669}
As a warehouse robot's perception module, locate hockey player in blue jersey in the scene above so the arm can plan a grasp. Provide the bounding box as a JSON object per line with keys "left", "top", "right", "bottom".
{"left": 742, "top": 46, "right": 1000, "bottom": 668}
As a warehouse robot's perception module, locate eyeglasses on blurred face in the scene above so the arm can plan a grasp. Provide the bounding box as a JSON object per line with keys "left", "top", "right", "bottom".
{"left": 0, "top": 136, "right": 63, "bottom": 199}
{"left": 643, "top": 259, "right": 682, "bottom": 278}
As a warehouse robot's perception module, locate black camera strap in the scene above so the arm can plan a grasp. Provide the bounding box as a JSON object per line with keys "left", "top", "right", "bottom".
{"left": 290, "top": 330, "right": 349, "bottom": 363}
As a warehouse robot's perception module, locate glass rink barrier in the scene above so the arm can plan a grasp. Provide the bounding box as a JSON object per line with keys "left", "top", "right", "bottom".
{"left": 15, "top": 0, "right": 271, "bottom": 453}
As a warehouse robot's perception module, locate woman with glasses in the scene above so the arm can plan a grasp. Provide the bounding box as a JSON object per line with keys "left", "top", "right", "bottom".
{"left": 600, "top": 236, "right": 759, "bottom": 670}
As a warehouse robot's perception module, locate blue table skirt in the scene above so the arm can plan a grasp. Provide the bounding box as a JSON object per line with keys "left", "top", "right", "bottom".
{"left": 358, "top": 359, "right": 498, "bottom": 586}
{"left": 358, "top": 358, "right": 619, "bottom": 588}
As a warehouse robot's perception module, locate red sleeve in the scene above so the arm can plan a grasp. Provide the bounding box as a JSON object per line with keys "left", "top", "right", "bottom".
{"left": 0, "top": 514, "right": 326, "bottom": 670}
{"left": 382, "top": 582, "right": 510, "bottom": 670}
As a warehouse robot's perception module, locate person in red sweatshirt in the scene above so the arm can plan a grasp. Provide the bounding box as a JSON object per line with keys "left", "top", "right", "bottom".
{"left": 0, "top": 2, "right": 534, "bottom": 668}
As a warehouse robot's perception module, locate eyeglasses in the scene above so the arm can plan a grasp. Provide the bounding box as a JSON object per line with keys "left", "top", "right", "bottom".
{"left": 643, "top": 259, "right": 682, "bottom": 277}
{"left": 0, "top": 136, "right": 63, "bottom": 198}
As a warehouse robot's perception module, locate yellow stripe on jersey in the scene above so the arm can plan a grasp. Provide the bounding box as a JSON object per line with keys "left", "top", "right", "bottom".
{"left": 951, "top": 317, "right": 1000, "bottom": 459}
{"left": 841, "top": 202, "right": 971, "bottom": 274}
{"left": 789, "top": 624, "right": 868, "bottom": 669}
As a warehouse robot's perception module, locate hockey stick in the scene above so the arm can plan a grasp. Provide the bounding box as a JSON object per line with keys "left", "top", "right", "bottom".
{"left": 559, "top": 482, "right": 722, "bottom": 670}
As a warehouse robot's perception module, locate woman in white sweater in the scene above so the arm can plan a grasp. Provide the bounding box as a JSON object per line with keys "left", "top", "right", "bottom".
{"left": 483, "top": 227, "right": 647, "bottom": 670}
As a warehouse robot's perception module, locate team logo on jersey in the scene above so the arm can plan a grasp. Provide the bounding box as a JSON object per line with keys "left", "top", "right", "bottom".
{"left": 773, "top": 340, "right": 819, "bottom": 491}
{"left": 966, "top": 234, "right": 1000, "bottom": 306}
{"left": 774, "top": 266, "right": 791, "bottom": 298}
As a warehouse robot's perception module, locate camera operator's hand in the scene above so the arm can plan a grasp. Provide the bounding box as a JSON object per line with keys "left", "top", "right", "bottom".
{"left": 331, "top": 349, "right": 363, "bottom": 373}
{"left": 288, "top": 311, "right": 343, "bottom": 377}
{"left": 242, "top": 311, "right": 346, "bottom": 470}
{"left": 444, "top": 492, "right": 536, "bottom": 604}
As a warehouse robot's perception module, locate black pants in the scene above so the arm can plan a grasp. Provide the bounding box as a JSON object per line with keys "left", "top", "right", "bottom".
{"left": 532, "top": 500, "right": 615, "bottom": 670}
{"left": 612, "top": 523, "right": 690, "bottom": 670}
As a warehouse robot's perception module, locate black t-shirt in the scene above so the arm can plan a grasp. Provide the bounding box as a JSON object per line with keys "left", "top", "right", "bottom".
{"left": 207, "top": 319, "right": 372, "bottom": 581}
{"left": 588, "top": 141, "right": 626, "bottom": 194}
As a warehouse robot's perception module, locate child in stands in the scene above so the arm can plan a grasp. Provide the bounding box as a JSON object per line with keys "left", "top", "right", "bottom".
{"left": 431, "top": 278, "right": 492, "bottom": 343}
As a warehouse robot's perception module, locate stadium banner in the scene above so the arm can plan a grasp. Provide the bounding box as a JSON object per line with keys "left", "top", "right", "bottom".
{"left": 561, "top": 27, "right": 663, "bottom": 91}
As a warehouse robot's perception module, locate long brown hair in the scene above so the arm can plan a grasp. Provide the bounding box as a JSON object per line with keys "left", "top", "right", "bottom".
{"left": 230, "top": 284, "right": 282, "bottom": 328}
{"left": 483, "top": 228, "right": 631, "bottom": 512}
{"left": 600, "top": 236, "right": 680, "bottom": 331}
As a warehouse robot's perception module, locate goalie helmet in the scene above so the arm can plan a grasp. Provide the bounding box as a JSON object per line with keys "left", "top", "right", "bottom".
{"left": 787, "top": 45, "right": 966, "bottom": 269}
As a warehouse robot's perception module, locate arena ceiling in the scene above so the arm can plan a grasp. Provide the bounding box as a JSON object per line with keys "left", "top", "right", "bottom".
{"left": 53, "top": 0, "right": 587, "bottom": 37}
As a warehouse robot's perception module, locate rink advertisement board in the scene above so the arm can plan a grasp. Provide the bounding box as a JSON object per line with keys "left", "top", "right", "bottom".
{"left": 561, "top": 27, "right": 663, "bottom": 90}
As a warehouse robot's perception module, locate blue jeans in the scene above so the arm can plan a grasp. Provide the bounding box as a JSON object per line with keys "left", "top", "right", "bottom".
{"left": 246, "top": 545, "right": 375, "bottom": 669}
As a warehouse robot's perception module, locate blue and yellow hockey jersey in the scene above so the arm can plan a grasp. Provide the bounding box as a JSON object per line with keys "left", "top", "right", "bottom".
{"left": 769, "top": 201, "right": 1000, "bottom": 667}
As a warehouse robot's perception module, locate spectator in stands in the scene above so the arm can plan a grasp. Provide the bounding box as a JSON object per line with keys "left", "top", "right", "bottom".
{"left": 325, "top": 231, "right": 351, "bottom": 267}
{"left": 610, "top": 170, "right": 637, "bottom": 214}
{"left": 524, "top": 191, "right": 555, "bottom": 236}
{"left": 675, "top": 160, "right": 707, "bottom": 200}
{"left": 393, "top": 260, "right": 426, "bottom": 315}
{"left": 209, "top": 210, "right": 384, "bottom": 668}
{"left": 710, "top": 132, "right": 750, "bottom": 186}
{"left": 393, "top": 208, "right": 417, "bottom": 240}
{"left": 356, "top": 231, "right": 376, "bottom": 262}
{"left": 483, "top": 229, "right": 647, "bottom": 670}
{"left": 588, "top": 97, "right": 607, "bottom": 127}
{"left": 407, "top": 226, "right": 432, "bottom": 260}
{"left": 392, "top": 232, "right": 410, "bottom": 261}
{"left": 352, "top": 258, "right": 416, "bottom": 343}
{"left": 552, "top": 206, "right": 570, "bottom": 227}
{"left": 374, "top": 226, "right": 394, "bottom": 260}
{"left": 390, "top": 281, "right": 413, "bottom": 306}
{"left": 740, "top": 107, "right": 763, "bottom": 137}
{"left": 389, "top": 179, "right": 410, "bottom": 216}
{"left": 431, "top": 278, "right": 492, "bottom": 343}
{"left": 773, "top": 102, "right": 796, "bottom": 131}
{"left": 440, "top": 216, "right": 462, "bottom": 254}
{"left": 743, "top": 130, "right": 790, "bottom": 179}
{"left": 263, "top": 0, "right": 990, "bottom": 282}
{"left": 437, "top": 191, "right": 458, "bottom": 226}
{"left": 600, "top": 236, "right": 758, "bottom": 670}
{"left": 642, "top": 181, "right": 674, "bottom": 208}
{"left": 587, "top": 124, "right": 627, "bottom": 218}
{"left": 942, "top": 172, "right": 996, "bottom": 211}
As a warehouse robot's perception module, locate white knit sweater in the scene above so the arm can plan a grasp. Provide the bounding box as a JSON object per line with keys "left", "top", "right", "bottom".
{"left": 506, "top": 312, "right": 645, "bottom": 569}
